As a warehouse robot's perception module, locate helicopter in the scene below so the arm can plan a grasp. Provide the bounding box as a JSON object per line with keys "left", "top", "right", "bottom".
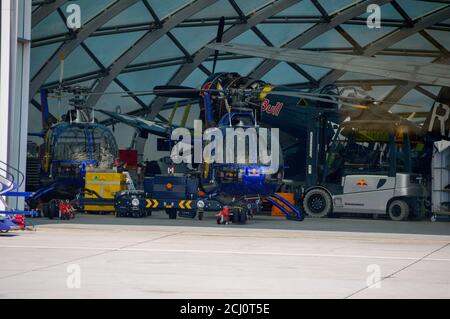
{"left": 26, "top": 84, "right": 119, "bottom": 210}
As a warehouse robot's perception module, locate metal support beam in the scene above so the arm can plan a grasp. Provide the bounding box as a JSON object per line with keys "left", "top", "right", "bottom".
{"left": 85, "top": 0, "right": 219, "bottom": 109}
{"left": 315, "top": 5, "right": 450, "bottom": 111}
{"left": 32, "top": 0, "right": 68, "bottom": 28}
{"left": 319, "top": 5, "right": 450, "bottom": 87}
{"left": 146, "top": 0, "right": 300, "bottom": 121}
{"left": 378, "top": 56, "right": 450, "bottom": 111}
{"left": 29, "top": 0, "right": 140, "bottom": 100}
{"left": 247, "top": 0, "right": 392, "bottom": 82}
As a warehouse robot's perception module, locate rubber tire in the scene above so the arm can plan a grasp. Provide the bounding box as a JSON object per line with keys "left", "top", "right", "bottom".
{"left": 167, "top": 208, "right": 177, "bottom": 220}
{"left": 388, "top": 200, "right": 410, "bottom": 221}
{"left": 232, "top": 209, "right": 240, "bottom": 224}
{"left": 41, "top": 203, "right": 49, "bottom": 218}
{"left": 239, "top": 210, "right": 248, "bottom": 224}
{"left": 303, "top": 189, "right": 332, "bottom": 218}
{"left": 48, "top": 200, "right": 59, "bottom": 220}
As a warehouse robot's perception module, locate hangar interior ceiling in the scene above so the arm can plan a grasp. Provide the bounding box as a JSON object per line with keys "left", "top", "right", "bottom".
{"left": 29, "top": 0, "right": 450, "bottom": 153}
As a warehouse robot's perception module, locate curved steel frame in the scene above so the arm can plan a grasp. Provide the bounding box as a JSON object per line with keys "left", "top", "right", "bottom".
{"left": 30, "top": 0, "right": 450, "bottom": 123}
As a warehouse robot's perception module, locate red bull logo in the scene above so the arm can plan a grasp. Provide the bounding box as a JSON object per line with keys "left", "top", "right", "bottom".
{"left": 356, "top": 179, "right": 368, "bottom": 187}
{"left": 262, "top": 99, "right": 283, "bottom": 117}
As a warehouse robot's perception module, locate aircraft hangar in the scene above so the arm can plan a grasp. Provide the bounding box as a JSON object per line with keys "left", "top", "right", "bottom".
{"left": 1, "top": 0, "right": 450, "bottom": 301}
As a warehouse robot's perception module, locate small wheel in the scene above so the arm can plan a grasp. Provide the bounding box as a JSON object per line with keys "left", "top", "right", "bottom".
{"left": 388, "top": 200, "right": 410, "bottom": 221}
{"left": 167, "top": 208, "right": 177, "bottom": 220}
{"left": 303, "top": 189, "right": 332, "bottom": 218}
{"left": 48, "top": 200, "right": 59, "bottom": 219}
{"left": 239, "top": 210, "right": 248, "bottom": 224}
{"left": 132, "top": 211, "right": 140, "bottom": 218}
{"left": 41, "top": 203, "right": 50, "bottom": 218}
{"left": 232, "top": 209, "right": 240, "bottom": 224}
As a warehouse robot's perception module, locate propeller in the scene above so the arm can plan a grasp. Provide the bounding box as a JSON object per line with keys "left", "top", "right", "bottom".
{"left": 212, "top": 16, "right": 225, "bottom": 74}
{"left": 151, "top": 85, "right": 202, "bottom": 99}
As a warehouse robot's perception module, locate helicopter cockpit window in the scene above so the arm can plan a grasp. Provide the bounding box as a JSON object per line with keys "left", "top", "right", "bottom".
{"left": 51, "top": 124, "right": 118, "bottom": 169}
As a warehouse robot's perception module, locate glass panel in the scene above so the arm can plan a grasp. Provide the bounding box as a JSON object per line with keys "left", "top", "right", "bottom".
{"left": 30, "top": 43, "right": 61, "bottom": 78}
{"left": 303, "top": 28, "right": 352, "bottom": 48}
{"left": 46, "top": 46, "right": 100, "bottom": 84}
{"left": 132, "top": 35, "right": 184, "bottom": 64}
{"left": 396, "top": 0, "right": 446, "bottom": 20}
{"left": 95, "top": 82, "right": 146, "bottom": 116}
{"left": 256, "top": 23, "right": 314, "bottom": 46}
{"left": 234, "top": 0, "right": 275, "bottom": 15}
{"left": 182, "top": 68, "right": 209, "bottom": 88}
{"left": 262, "top": 62, "right": 307, "bottom": 85}
{"left": 191, "top": 1, "right": 237, "bottom": 19}
{"left": 275, "top": 1, "right": 321, "bottom": 17}
{"left": 320, "top": 0, "right": 358, "bottom": 15}
{"left": 427, "top": 30, "right": 450, "bottom": 51}
{"left": 203, "top": 58, "right": 264, "bottom": 76}
{"left": 340, "top": 25, "right": 396, "bottom": 47}
{"left": 103, "top": 1, "right": 154, "bottom": 27}
{"left": 147, "top": 0, "right": 192, "bottom": 19}
{"left": 299, "top": 64, "right": 330, "bottom": 80}
{"left": 84, "top": 31, "right": 146, "bottom": 66}
{"left": 231, "top": 30, "right": 266, "bottom": 45}
{"left": 389, "top": 33, "right": 435, "bottom": 50}
{"left": 32, "top": 11, "right": 67, "bottom": 39}
{"left": 171, "top": 26, "right": 217, "bottom": 54}
{"left": 117, "top": 65, "right": 180, "bottom": 104}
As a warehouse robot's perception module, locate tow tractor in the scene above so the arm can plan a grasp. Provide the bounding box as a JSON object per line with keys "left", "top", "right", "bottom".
{"left": 301, "top": 119, "right": 429, "bottom": 221}
{"left": 115, "top": 174, "right": 224, "bottom": 221}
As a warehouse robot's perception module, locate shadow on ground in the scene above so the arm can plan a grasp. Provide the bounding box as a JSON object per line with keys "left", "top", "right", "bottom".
{"left": 27, "top": 210, "right": 450, "bottom": 236}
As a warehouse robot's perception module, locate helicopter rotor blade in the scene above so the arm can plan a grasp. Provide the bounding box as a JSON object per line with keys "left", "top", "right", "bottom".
{"left": 271, "top": 91, "right": 425, "bottom": 110}
{"left": 151, "top": 85, "right": 202, "bottom": 99}
{"left": 208, "top": 43, "right": 450, "bottom": 87}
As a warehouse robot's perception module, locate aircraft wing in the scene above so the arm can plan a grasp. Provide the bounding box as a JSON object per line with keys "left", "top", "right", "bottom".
{"left": 208, "top": 43, "right": 450, "bottom": 87}
{"left": 98, "top": 110, "right": 171, "bottom": 138}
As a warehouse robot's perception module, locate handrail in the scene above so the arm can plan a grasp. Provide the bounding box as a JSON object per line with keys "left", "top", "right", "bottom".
{"left": 0, "top": 167, "right": 16, "bottom": 190}
{"left": 0, "top": 160, "right": 25, "bottom": 189}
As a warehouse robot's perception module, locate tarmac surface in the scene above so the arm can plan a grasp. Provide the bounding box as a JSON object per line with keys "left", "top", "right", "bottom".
{"left": 0, "top": 212, "right": 449, "bottom": 299}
